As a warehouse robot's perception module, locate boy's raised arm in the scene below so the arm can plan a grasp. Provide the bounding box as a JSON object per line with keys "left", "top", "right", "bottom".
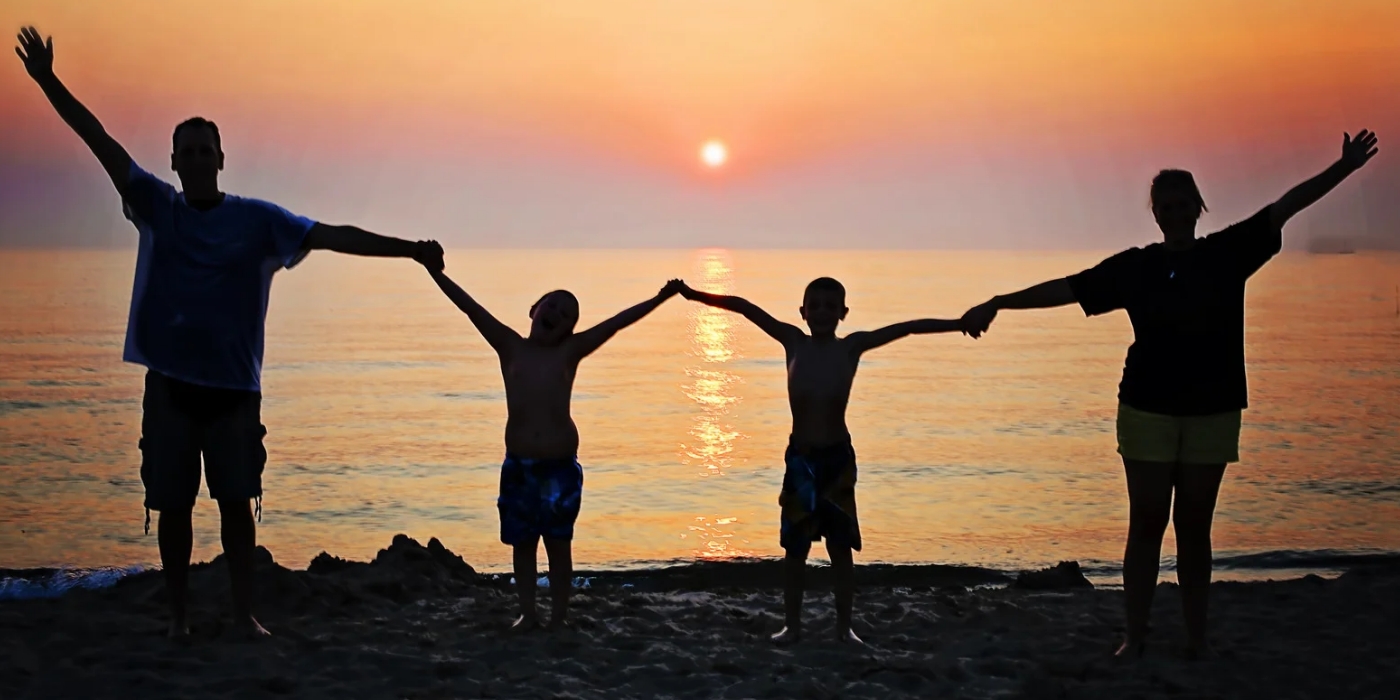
{"left": 568, "top": 280, "right": 683, "bottom": 360}
{"left": 678, "top": 282, "right": 805, "bottom": 345}
{"left": 846, "top": 318, "right": 969, "bottom": 354}
{"left": 426, "top": 264, "right": 521, "bottom": 354}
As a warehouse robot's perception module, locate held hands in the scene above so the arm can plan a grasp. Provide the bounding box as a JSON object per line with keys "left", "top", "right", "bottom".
{"left": 14, "top": 26, "right": 53, "bottom": 81}
{"left": 671, "top": 280, "right": 700, "bottom": 300}
{"left": 661, "top": 279, "right": 686, "bottom": 299}
{"left": 413, "top": 240, "right": 445, "bottom": 272}
{"left": 959, "top": 301, "right": 998, "bottom": 339}
{"left": 1341, "top": 130, "right": 1380, "bottom": 171}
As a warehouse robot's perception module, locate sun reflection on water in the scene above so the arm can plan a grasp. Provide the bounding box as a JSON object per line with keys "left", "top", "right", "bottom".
{"left": 679, "top": 250, "right": 744, "bottom": 477}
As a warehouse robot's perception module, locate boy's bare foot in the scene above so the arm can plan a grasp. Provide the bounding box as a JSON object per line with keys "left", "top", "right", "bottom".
{"left": 511, "top": 614, "right": 541, "bottom": 633}
{"left": 1114, "top": 636, "right": 1146, "bottom": 659}
{"left": 837, "top": 628, "right": 864, "bottom": 645}
{"left": 771, "top": 626, "right": 801, "bottom": 646}
{"left": 234, "top": 616, "right": 271, "bottom": 640}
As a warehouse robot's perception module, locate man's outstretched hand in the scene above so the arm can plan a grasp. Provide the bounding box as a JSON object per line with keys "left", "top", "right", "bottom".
{"left": 413, "top": 240, "right": 445, "bottom": 271}
{"left": 1341, "top": 130, "right": 1379, "bottom": 172}
{"left": 15, "top": 26, "right": 53, "bottom": 81}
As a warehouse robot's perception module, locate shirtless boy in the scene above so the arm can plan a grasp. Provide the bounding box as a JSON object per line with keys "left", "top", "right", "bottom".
{"left": 678, "top": 277, "right": 974, "bottom": 643}
{"left": 424, "top": 259, "right": 682, "bottom": 629}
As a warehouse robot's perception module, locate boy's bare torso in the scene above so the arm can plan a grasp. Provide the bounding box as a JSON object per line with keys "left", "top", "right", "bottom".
{"left": 502, "top": 340, "right": 581, "bottom": 460}
{"left": 786, "top": 335, "right": 860, "bottom": 450}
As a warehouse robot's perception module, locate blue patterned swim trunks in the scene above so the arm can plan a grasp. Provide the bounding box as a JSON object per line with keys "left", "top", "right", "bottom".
{"left": 497, "top": 454, "right": 584, "bottom": 545}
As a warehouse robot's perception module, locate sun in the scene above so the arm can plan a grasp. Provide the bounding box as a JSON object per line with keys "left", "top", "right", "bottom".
{"left": 700, "top": 140, "right": 728, "bottom": 168}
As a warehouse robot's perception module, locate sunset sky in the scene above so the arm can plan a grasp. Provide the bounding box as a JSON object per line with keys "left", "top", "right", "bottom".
{"left": 1, "top": 0, "right": 1397, "bottom": 248}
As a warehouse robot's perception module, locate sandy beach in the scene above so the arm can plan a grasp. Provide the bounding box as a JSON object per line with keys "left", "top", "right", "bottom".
{"left": 1, "top": 536, "right": 1397, "bottom": 699}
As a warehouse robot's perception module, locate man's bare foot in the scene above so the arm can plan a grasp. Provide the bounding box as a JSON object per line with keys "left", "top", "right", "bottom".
{"left": 511, "top": 614, "right": 541, "bottom": 633}
{"left": 1114, "top": 637, "right": 1146, "bottom": 659}
{"left": 233, "top": 616, "right": 271, "bottom": 640}
{"left": 771, "top": 626, "right": 801, "bottom": 646}
{"left": 837, "top": 628, "right": 864, "bottom": 645}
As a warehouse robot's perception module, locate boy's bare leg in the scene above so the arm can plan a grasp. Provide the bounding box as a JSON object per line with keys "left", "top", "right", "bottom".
{"left": 542, "top": 537, "right": 573, "bottom": 629}
{"left": 217, "top": 498, "right": 269, "bottom": 638}
{"left": 1173, "top": 463, "right": 1226, "bottom": 658}
{"left": 1117, "top": 459, "right": 1174, "bottom": 657}
{"left": 157, "top": 507, "right": 194, "bottom": 638}
{"left": 772, "top": 543, "right": 809, "bottom": 645}
{"left": 511, "top": 537, "right": 542, "bottom": 630}
{"left": 826, "top": 540, "right": 861, "bottom": 643}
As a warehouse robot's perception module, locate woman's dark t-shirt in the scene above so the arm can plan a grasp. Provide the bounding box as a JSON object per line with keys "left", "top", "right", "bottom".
{"left": 1066, "top": 208, "right": 1282, "bottom": 416}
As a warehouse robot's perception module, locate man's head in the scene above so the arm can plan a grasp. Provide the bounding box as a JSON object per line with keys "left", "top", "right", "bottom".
{"left": 170, "top": 117, "right": 224, "bottom": 188}
{"left": 1150, "top": 169, "right": 1206, "bottom": 244}
{"left": 800, "top": 277, "right": 848, "bottom": 335}
{"left": 529, "top": 290, "right": 581, "bottom": 344}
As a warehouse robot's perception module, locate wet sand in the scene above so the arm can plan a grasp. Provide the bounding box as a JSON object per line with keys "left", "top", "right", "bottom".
{"left": 2, "top": 535, "right": 1398, "bottom": 699}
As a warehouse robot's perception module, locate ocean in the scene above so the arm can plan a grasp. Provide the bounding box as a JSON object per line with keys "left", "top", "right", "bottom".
{"left": 2, "top": 248, "right": 1398, "bottom": 587}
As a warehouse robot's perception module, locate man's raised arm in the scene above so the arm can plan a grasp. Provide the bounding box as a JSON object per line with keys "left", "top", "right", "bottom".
{"left": 16, "top": 27, "right": 133, "bottom": 193}
{"left": 677, "top": 282, "right": 805, "bottom": 345}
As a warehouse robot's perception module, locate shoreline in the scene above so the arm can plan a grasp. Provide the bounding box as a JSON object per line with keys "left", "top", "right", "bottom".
{"left": 6, "top": 545, "right": 1400, "bottom": 601}
{"left": 3, "top": 535, "right": 1399, "bottom": 698}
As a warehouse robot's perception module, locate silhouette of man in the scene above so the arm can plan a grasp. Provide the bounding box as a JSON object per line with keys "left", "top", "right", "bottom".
{"left": 15, "top": 26, "right": 444, "bottom": 638}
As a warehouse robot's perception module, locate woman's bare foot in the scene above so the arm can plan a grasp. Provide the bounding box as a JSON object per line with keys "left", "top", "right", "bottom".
{"left": 1114, "top": 636, "right": 1146, "bottom": 659}
{"left": 511, "top": 614, "right": 541, "bottom": 633}
{"left": 838, "top": 628, "right": 864, "bottom": 645}
{"left": 771, "top": 626, "right": 802, "bottom": 646}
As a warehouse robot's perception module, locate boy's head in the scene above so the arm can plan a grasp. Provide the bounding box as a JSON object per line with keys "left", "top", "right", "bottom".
{"left": 800, "top": 277, "right": 848, "bottom": 335}
{"left": 529, "top": 289, "right": 580, "bottom": 343}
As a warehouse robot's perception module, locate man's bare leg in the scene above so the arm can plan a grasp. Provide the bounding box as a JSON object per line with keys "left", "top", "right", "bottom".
{"left": 1117, "top": 459, "right": 1174, "bottom": 657}
{"left": 157, "top": 506, "right": 194, "bottom": 638}
{"left": 511, "top": 536, "right": 542, "bottom": 631}
{"left": 217, "top": 498, "right": 269, "bottom": 638}
{"left": 826, "top": 540, "right": 861, "bottom": 644}
{"left": 772, "top": 544, "right": 808, "bottom": 645}
{"left": 1173, "top": 463, "right": 1226, "bottom": 658}
{"left": 542, "top": 537, "right": 573, "bottom": 629}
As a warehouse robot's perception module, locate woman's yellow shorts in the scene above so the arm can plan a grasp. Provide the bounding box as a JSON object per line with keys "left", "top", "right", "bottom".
{"left": 1116, "top": 402, "right": 1242, "bottom": 465}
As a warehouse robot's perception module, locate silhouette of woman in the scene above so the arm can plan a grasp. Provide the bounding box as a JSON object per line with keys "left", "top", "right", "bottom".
{"left": 961, "top": 130, "right": 1379, "bottom": 658}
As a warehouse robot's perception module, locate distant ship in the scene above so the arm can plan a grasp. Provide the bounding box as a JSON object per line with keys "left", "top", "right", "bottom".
{"left": 1306, "top": 237, "right": 1356, "bottom": 254}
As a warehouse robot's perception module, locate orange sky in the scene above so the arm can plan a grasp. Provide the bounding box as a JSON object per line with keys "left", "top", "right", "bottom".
{"left": 1, "top": 0, "right": 1397, "bottom": 247}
